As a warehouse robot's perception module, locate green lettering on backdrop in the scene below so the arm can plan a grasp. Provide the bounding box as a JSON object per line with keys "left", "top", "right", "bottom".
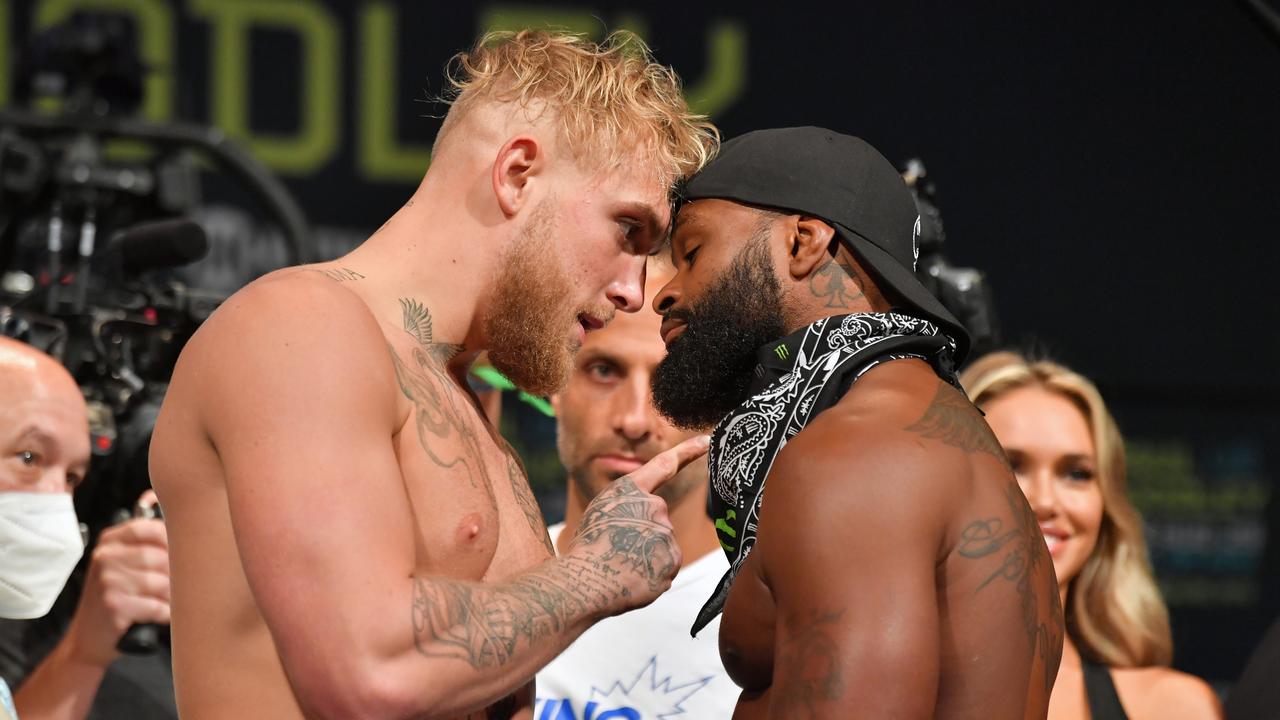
{"left": 685, "top": 20, "right": 746, "bottom": 118}
{"left": 614, "top": 14, "right": 649, "bottom": 39}
{"left": 357, "top": 5, "right": 746, "bottom": 182}
{"left": 357, "top": 5, "right": 644, "bottom": 183}
{"left": 357, "top": 1, "right": 429, "bottom": 182}
{"left": 479, "top": 7, "right": 602, "bottom": 37}
{"left": 34, "top": 0, "right": 174, "bottom": 120}
{"left": 481, "top": 7, "right": 747, "bottom": 124}
{"left": 190, "top": 0, "right": 338, "bottom": 175}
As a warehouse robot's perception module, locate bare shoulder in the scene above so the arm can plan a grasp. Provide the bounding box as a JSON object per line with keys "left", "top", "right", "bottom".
{"left": 203, "top": 267, "right": 377, "bottom": 333}
{"left": 188, "top": 268, "right": 385, "bottom": 364}
{"left": 759, "top": 358, "right": 1018, "bottom": 569}
{"left": 772, "top": 399, "right": 927, "bottom": 498}
{"left": 762, "top": 366, "right": 962, "bottom": 556}
{"left": 174, "top": 268, "right": 397, "bottom": 426}
{"left": 769, "top": 359, "right": 996, "bottom": 501}
{"left": 849, "top": 359, "right": 1006, "bottom": 464}
{"left": 1114, "top": 666, "right": 1223, "bottom": 720}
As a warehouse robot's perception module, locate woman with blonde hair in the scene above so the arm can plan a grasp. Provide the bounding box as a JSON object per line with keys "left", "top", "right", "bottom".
{"left": 960, "top": 351, "right": 1221, "bottom": 720}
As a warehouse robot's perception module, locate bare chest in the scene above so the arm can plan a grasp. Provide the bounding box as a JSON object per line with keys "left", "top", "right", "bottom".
{"left": 719, "top": 551, "right": 777, "bottom": 693}
{"left": 389, "top": 343, "right": 551, "bottom": 582}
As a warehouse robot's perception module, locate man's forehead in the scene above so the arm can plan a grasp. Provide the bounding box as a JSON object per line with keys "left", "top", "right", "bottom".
{"left": 673, "top": 198, "right": 749, "bottom": 234}
{"left": 583, "top": 317, "right": 665, "bottom": 363}
{"left": 591, "top": 160, "right": 673, "bottom": 211}
{"left": 1, "top": 399, "right": 90, "bottom": 453}
{"left": 0, "top": 343, "right": 38, "bottom": 370}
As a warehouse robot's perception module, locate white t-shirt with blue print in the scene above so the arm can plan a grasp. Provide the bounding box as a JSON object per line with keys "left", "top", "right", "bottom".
{"left": 535, "top": 524, "right": 738, "bottom": 720}
{"left": 0, "top": 677, "right": 16, "bottom": 719}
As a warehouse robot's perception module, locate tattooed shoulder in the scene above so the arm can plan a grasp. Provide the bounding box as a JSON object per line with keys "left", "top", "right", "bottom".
{"left": 956, "top": 483, "right": 1063, "bottom": 691}
{"left": 398, "top": 297, "right": 464, "bottom": 364}
{"left": 317, "top": 267, "right": 366, "bottom": 283}
{"left": 387, "top": 297, "right": 491, "bottom": 496}
{"left": 906, "top": 383, "right": 1007, "bottom": 464}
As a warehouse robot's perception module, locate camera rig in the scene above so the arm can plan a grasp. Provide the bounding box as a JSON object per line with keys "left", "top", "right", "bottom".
{"left": 0, "top": 12, "right": 310, "bottom": 545}
{"left": 902, "top": 158, "right": 1002, "bottom": 360}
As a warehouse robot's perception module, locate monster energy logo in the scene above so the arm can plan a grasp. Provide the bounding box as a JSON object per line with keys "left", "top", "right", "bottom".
{"left": 774, "top": 344, "right": 789, "bottom": 360}
{"left": 715, "top": 510, "right": 738, "bottom": 552}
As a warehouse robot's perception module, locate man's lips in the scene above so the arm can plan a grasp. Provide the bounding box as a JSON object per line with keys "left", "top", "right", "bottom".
{"left": 578, "top": 313, "right": 606, "bottom": 333}
{"left": 660, "top": 318, "right": 687, "bottom": 345}
{"left": 574, "top": 313, "right": 606, "bottom": 345}
{"left": 593, "top": 454, "right": 646, "bottom": 475}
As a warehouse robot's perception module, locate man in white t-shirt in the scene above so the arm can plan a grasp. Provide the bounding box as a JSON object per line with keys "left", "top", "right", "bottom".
{"left": 539, "top": 259, "right": 736, "bottom": 719}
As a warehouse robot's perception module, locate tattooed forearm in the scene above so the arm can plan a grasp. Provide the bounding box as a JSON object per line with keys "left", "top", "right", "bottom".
{"left": 958, "top": 484, "right": 1063, "bottom": 691}
{"left": 907, "top": 384, "right": 1009, "bottom": 464}
{"left": 807, "top": 255, "right": 865, "bottom": 309}
{"left": 773, "top": 610, "right": 847, "bottom": 718}
{"left": 573, "top": 478, "right": 677, "bottom": 592}
{"left": 319, "top": 267, "right": 366, "bottom": 283}
{"left": 411, "top": 555, "right": 619, "bottom": 669}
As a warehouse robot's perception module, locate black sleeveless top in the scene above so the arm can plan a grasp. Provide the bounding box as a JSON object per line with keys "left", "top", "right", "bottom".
{"left": 1082, "top": 657, "right": 1130, "bottom": 720}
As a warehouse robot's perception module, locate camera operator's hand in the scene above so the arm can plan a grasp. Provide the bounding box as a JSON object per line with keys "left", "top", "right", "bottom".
{"left": 62, "top": 490, "right": 169, "bottom": 668}
{"left": 564, "top": 435, "right": 708, "bottom": 616}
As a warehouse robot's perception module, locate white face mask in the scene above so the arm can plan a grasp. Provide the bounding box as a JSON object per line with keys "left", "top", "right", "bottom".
{"left": 0, "top": 492, "right": 84, "bottom": 619}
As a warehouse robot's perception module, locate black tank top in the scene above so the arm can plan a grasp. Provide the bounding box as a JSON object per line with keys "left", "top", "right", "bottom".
{"left": 1082, "top": 657, "right": 1130, "bottom": 720}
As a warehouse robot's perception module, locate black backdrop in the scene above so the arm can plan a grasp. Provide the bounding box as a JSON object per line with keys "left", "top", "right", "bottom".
{"left": 3, "top": 0, "right": 1278, "bottom": 685}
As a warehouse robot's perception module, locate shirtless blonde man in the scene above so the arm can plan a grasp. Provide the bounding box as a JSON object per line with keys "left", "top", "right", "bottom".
{"left": 149, "top": 30, "right": 718, "bottom": 719}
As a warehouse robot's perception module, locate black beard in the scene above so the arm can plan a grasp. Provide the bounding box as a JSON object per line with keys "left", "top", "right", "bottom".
{"left": 652, "top": 234, "right": 788, "bottom": 430}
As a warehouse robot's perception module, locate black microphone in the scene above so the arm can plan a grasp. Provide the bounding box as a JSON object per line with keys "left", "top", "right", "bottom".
{"left": 106, "top": 219, "right": 208, "bottom": 275}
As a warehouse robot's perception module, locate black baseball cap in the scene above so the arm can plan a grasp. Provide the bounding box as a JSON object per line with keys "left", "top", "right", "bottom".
{"left": 681, "top": 126, "right": 971, "bottom": 363}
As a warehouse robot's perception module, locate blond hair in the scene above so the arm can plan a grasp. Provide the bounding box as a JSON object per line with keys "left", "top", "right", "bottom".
{"left": 437, "top": 29, "right": 718, "bottom": 188}
{"left": 960, "top": 351, "right": 1174, "bottom": 668}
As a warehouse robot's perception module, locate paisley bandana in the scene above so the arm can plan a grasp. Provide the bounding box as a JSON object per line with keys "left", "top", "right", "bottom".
{"left": 691, "top": 312, "right": 960, "bottom": 635}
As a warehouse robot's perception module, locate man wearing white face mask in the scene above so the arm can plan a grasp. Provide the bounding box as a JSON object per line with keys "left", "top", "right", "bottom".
{"left": 0, "top": 338, "right": 87, "bottom": 719}
{"left": 0, "top": 338, "right": 171, "bottom": 720}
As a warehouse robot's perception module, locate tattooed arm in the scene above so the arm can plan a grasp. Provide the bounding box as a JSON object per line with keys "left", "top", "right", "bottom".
{"left": 199, "top": 279, "right": 702, "bottom": 719}
{"left": 754, "top": 417, "right": 950, "bottom": 719}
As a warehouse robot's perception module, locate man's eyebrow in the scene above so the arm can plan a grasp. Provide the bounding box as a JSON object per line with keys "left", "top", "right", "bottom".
{"left": 671, "top": 209, "right": 705, "bottom": 236}
{"left": 618, "top": 201, "right": 664, "bottom": 235}
{"left": 14, "top": 425, "right": 55, "bottom": 447}
{"left": 578, "top": 346, "right": 623, "bottom": 366}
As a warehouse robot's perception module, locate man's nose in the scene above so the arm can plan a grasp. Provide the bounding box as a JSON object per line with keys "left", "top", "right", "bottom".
{"left": 606, "top": 256, "right": 646, "bottom": 313}
{"left": 653, "top": 275, "right": 680, "bottom": 315}
{"left": 36, "top": 468, "right": 71, "bottom": 494}
{"left": 612, "top": 376, "right": 654, "bottom": 443}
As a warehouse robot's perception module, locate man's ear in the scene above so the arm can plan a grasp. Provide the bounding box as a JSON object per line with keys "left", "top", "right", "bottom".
{"left": 787, "top": 216, "right": 838, "bottom": 280}
{"left": 492, "top": 135, "right": 542, "bottom": 217}
{"left": 549, "top": 392, "right": 562, "bottom": 415}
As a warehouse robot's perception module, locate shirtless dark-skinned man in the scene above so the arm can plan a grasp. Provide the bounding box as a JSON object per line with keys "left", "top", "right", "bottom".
{"left": 651, "top": 127, "right": 1064, "bottom": 719}
{"left": 148, "top": 30, "right": 718, "bottom": 720}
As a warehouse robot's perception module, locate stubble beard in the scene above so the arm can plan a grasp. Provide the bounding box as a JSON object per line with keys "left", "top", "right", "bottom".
{"left": 484, "top": 197, "right": 580, "bottom": 397}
